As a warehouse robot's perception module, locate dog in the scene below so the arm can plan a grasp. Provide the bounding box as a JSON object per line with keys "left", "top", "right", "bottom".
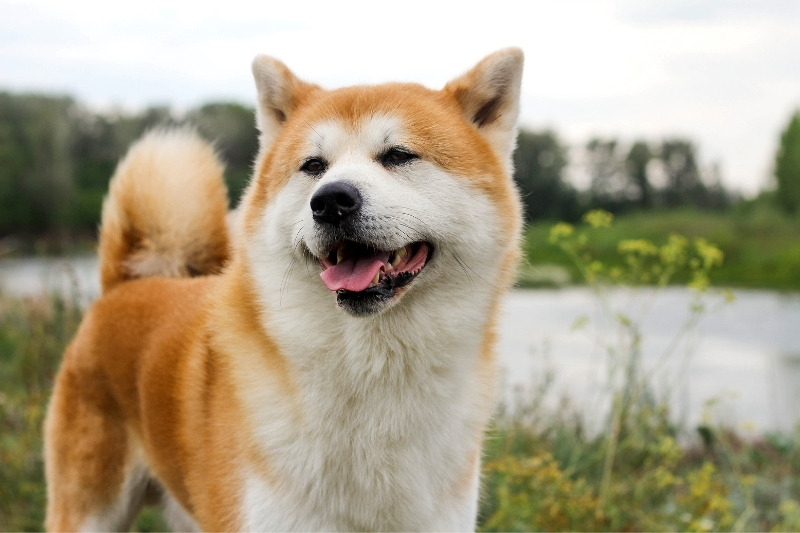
{"left": 44, "top": 48, "right": 524, "bottom": 531}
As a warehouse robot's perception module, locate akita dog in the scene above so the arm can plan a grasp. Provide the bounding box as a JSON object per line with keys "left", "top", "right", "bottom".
{"left": 44, "top": 48, "right": 524, "bottom": 531}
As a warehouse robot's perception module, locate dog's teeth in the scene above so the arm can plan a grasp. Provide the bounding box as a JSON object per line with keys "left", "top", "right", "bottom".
{"left": 391, "top": 246, "right": 408, "bottom": 268}
{"left": 336, "top": 246, "right": 345, "bottom": 264}
{"left": 372, "top": 272, "right": 380, "bottom": 286}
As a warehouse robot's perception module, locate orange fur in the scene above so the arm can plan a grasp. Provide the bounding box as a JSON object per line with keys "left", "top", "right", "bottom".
{"left": 98, "top": 129, "right": 230, "bottom": 292}
{"left": 45, "top": 49, "right": 524, "bottom": 531}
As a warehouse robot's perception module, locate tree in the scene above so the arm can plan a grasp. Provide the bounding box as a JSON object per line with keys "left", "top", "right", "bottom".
{"left": 659, "top": 139, "right": 708, "bottom": 208}
{"left": 513, "top": 130, "right": 580, "bottom": 222}
{"left": 68, "top": 105, "right": 176, "bottom": 230}
{"left": 585, "top": 138, "right": 638, "bottom": 212}
{"left": 625, "top": 141, "right": 653, "bottom": 208}
{"left": 774, "top": 110, "right": 800, "bottom": 214}
{"left": 188, "top": 103, "right": 258, "bottom": 207}
{"left": 0, "top": 93, "right": 77, "bottom": 235}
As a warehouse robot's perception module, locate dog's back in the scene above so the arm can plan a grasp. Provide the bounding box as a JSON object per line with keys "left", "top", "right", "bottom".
{"left": 44, "top": 129, "right": 231, "bottom": 531}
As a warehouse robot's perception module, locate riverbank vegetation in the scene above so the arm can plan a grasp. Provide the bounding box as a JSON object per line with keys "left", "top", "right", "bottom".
{"left": 480, "top": 211, "right": 800, "bottom": 530}
{"left": 519, "top": 204, "right": 800, "bottom": 291}
{"left": 480, "top": 399, "right": 800, "bottom": 531}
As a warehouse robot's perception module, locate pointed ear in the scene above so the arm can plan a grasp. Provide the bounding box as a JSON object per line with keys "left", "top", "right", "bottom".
{"left": 444, "top": 48, "right": 524, "bottom": 168}
{"left": 251, "top": 55, "right": 320, "bottom": 150}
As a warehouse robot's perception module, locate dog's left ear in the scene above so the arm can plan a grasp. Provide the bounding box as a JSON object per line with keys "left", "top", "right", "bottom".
{"left": 444, "top": 48, "right": 524, "bottom": 168}
{"left": 252, "top": 56, "right": 321, "bottom": 151}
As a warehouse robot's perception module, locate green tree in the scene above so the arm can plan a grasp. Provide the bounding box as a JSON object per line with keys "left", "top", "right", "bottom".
{"left": 586, "top": 138, "right": 627, "bottom": 210}
{"left": 0, "top": 93, "right": 76, "bottom": 236}
{"left": 188, "top": 103, "right": 258, "bottom": 207}
{"left": 69, "top": 113, "right": 120, "bottom": 230}
{"left": 513, "top": 129, "right": 580, "bottom": 222}
{"left": 625, "top": 140, "right": 653, "bottom": 208}
{"left": 67, "top": 105, "right": 176, "bottom": 231}
{"left": 659, "top": 139, "right": 708, "bottom": 208}
{"left": 774, "top": 110, "right": 800, "bottom": 214}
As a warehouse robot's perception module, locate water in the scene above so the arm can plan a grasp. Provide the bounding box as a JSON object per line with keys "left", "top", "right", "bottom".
{"left": 2, "top": 256, "right": 799, "bottom": 433}
{"left": 0, "top": 256, "right": 100, "bottom": 309}
{"left": 498, "top": 288, "right": 800, "bottom": 434}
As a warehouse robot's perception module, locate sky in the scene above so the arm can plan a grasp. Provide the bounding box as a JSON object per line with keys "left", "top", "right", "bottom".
{"left": 2, "top": 0, "right": 799, "bottom": 196}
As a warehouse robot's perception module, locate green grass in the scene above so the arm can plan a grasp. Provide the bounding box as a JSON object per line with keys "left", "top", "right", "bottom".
{"left": 0, "top": 293, "right": 80, "bottom": 531}
{"left": 0, "top": 293, "right": 166, "bottom": 532}
{"left": 479, "top": 400, "right": 800, "bottom": 531}
{"left": 521, "top": 208, "right": 800, "bottom": 291}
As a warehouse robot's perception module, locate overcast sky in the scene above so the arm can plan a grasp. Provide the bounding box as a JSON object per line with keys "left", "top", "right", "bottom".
{"left": 2, "top": 0, "right": 799, "bottom": 196}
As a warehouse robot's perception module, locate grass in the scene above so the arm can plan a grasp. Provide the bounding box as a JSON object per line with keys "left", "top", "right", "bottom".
{"left": 0, "top": 292, "right": 80, "bottom": 531}
{"left": 520, "top": 207, "right": 800, "bottom": 291}
{"left": 0, "top": 293, "right": 166, "bottom": 532}
{"left": 479, "top": 398, "right": 800, "bottom": 531}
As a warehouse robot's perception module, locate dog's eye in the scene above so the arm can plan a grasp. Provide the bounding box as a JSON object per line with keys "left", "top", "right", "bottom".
{"left": 301, "top": 157, "right": 327, "bottom": 176}
{"left": 380, "top": 148, "right": 418, "bottom": 168}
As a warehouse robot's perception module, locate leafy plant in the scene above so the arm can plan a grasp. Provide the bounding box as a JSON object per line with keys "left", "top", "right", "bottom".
{"left": 479, "top": 211, "right": 769, "bottom": 531}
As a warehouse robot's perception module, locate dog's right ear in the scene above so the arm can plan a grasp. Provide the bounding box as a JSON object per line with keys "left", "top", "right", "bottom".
{"left": 251, "top": 56, "right": 320, "bottom": 150}
{"left": 443, "top": 48, "right": 524, "bottom": 173}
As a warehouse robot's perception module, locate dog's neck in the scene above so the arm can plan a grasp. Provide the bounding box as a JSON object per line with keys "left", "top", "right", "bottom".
{"left": 210, "top": 256, "right": 496, "bottom": 529}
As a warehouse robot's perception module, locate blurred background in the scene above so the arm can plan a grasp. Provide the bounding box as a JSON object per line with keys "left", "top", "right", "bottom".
{"left": 1, "top": 0, "right": 799, "bottom": 242}
{"left": 1, "top": 1, "right": 800, "bottom": 530}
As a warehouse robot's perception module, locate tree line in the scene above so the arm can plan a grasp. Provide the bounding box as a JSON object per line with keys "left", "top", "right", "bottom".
{"left": 514, "top": 131, "right": 733, "bottom": 223}
{"left": 0, "top": 92, "right": 256, "bottom": 242}
{"left": 0, "top": 91, "right": 797, "bottom": 248}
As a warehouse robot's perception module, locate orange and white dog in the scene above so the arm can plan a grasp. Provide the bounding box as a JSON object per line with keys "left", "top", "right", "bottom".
{"left": 44, "top": 48, "right": 523, "bottom": 531}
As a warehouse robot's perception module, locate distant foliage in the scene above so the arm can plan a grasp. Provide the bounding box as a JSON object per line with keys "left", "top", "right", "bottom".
{"left": 774, "top": 110, "right": 800, "bottom": 214}
{"left": 511, "top": 128, "right": 733, "bottom": 224}
{"left": 0, "top": 93, "right": 76, "bottom": 235}
{"left": 0, "top": 293, "right": 82, "bottom": 531}
{"left": 585, "top": 138, "right": 630, "bottom": 210}
{"left": 513, "top": 130, "right": 581, "bottom": 222}
{"left": 582, "top": 136, "right": 731, "bottom": 213}
{"left": 187, "top": 103, "right": 258, "bottom": 206}
{"left": 0, "top": 92, "right": 258, "bottom": 246}
{"left": 0, "top": 91, "right": 746, "bottom": 243}
{"left": 626, "top": 140, "right": 654, "bottom": 208}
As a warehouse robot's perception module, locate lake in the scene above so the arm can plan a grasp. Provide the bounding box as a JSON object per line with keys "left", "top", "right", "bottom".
{"left": 499, "top": 287, "right": 800, "bottom": 435}
{"left": 2, "top": 256, "right": 799, "bottom": 434}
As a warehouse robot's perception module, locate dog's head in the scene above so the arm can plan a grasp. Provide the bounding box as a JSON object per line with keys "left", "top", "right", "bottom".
{"left": 239, "top": 50, "right": 524, "bottom": 317}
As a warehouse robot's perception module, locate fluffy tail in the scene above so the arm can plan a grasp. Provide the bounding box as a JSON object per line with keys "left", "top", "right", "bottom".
{"left": 98, "top": 129, "right": 231, "bottom": 294}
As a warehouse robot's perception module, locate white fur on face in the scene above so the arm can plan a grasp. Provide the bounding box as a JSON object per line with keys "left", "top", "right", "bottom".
{"left": 247, "top": 114, "right": 507, "bottom": 313}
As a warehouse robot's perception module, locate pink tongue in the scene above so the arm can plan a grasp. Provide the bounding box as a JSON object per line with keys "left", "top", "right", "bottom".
{"left": 320, "top": 251, "right": 391, "bottom": 292}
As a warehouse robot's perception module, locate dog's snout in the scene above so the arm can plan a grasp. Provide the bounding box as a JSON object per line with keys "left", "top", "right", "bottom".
{"left": 310, "top": 182, "right": 362, "bottom": 226}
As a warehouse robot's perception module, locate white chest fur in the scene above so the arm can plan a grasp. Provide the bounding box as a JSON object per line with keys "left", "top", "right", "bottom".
{"left": 235, "top": 290, "right": 493, "bottom": 531}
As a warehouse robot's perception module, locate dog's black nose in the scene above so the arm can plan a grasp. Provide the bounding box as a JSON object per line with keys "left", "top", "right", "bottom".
{"left": 310, "top": 182, "right": 362, "bottom": 226}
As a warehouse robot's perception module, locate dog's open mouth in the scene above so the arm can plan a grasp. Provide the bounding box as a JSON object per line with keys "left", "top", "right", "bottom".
{"left": 319, "top": 240, "right": 432, "bottom": 299}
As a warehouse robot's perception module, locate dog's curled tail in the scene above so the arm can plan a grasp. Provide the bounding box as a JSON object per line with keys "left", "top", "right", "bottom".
{"left": 98, "top": 128, "right": 231, "bottom": 294}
